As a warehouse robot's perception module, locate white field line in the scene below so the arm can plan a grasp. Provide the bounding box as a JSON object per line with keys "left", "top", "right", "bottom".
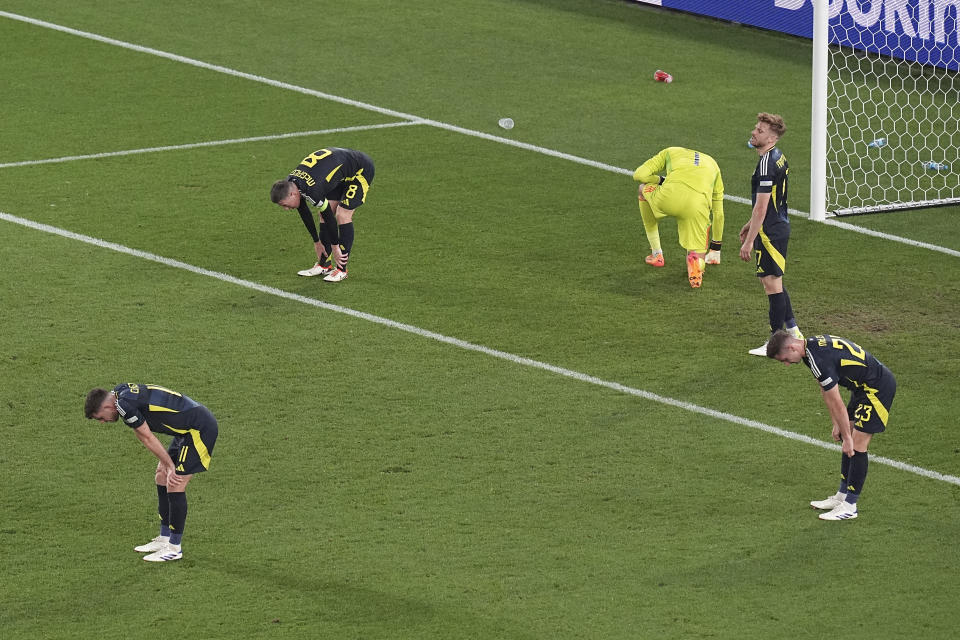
{"left": 0, "top": 10, "right": 420, "bottom": 121}
{"left": 0, "top": 123, "right": 423, "bottom": 169}
{"left": 2, "top": 10, "right": 957, "bottom": 258}
{"left": 2, "top": 210, "right": 958, "bottom": 488}
{"left": 823, "top": 217, "right": 960, "bottom": 258}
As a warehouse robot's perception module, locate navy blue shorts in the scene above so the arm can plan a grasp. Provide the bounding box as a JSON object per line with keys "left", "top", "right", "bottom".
{"left": 754, "top": 229, "right": 789, "bottom": 278}
{"left": 166, "top": 407, "right": 218, "bottom": 474}
{"left": 848, "top": 376, "right": 896, "bottom": 434}
{"left": 328, "top": 153, "right": 375, "bottom": 210}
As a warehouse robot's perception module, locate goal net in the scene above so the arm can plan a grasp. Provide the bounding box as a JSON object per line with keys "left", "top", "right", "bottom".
{"left": 812, "top": 0, "right": 960, "bottom": 218}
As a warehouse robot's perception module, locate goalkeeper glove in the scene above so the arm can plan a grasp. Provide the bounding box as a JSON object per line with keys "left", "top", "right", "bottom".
{"left": 705, "top": 241, "right": 722, "bottom": 265}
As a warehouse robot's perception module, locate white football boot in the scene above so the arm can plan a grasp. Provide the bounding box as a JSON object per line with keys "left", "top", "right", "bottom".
{"left": 748, "top": 340, "right": 769, "bottom": 357}
{"left": 297, "top": 262, "right": 335, "bottom": 277}
{"left": 323, "top": 269, "right": 348, "bottom": 282}
{"left": 818, "top": 501, "right": 858, "bottom": 521}
{"left": 134, "top": 535, "right": 170, "bottom": 553}
{"left": 142, "top": 542, "right": 183, "bottom": 562}
{"left": 810, "top": 493, "right": 845, "bottom": 510}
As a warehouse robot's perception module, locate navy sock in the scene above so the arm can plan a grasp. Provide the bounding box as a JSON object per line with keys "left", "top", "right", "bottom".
{"left": 837, "top": 453, "right": 852, "bottom": 494}
{"left": 168, "top": 492, "right": 187, "bottom": 546}
{"left": 782, "top": 288, "right": 797, "bottom": 329}
{"left": 338, "top": 222, "right": 354, "bottom": 270}
{"left": 845, "top": 451, "right": 869, "bottom": 504}
{"left": 768, "top": 292, "right": 787, "bottom": 334}
{"left": 156, "top": 484, "right": 171, "bottom": 536}
{"left": 319, "top": 225, "right": 333, "bottom": 265}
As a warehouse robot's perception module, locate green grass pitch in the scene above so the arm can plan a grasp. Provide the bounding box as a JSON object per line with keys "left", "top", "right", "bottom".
{"left": 1, "top": 1, "right": 959, "bottom": 638}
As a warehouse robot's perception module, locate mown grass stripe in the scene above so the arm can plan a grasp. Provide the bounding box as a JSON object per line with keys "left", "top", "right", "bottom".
{"left": 2, "top": 209, "right": 957, "bottom": 488}
{"left": 2, "top": 9, "right": 957, "bottom": 258}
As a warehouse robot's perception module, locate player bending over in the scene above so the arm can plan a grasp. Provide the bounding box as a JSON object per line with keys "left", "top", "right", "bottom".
{"left": 633, "top": 147, "right": 725, "bottom": 288}
{"left": 766, "top": 331, "right": 896, "bottom": 521}
{"left": 85, "top": 383, "right": 219, "bottom": 561}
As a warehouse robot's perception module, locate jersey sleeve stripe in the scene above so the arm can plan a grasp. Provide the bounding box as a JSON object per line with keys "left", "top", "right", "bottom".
{"left": 807, "top": 352, "right": 822, "bottom": 378}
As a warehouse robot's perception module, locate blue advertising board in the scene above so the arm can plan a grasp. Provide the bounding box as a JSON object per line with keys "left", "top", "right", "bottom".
{"left": 632, "top": 0, "right": 959, "bottom": 71}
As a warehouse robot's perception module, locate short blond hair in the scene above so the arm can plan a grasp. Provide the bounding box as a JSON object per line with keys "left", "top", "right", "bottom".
{"left": 757, "top": 112, "right": 786, "bottom": 138}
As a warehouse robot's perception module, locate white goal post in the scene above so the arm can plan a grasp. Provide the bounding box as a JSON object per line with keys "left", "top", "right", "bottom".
{"left": 810, "top": 0, "right": 960, "bottom": 220}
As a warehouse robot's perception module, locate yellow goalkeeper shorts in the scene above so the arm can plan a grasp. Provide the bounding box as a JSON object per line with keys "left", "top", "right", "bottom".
{"left": 642, "top": 182, "right": 710, "bottom": 252}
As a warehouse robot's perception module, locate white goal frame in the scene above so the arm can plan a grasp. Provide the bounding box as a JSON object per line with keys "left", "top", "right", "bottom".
{"left": 810, "top": 0, "right": 960, "bottom": 220}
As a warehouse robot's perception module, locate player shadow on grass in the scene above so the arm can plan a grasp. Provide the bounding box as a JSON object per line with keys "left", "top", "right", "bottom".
{"left": 209, "top": 557, "right": 538, "bottom": 637}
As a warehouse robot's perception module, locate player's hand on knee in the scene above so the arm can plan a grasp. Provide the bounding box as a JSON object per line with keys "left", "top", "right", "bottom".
{"left": 165, "top": 467, "right": 183, "bottom": 489}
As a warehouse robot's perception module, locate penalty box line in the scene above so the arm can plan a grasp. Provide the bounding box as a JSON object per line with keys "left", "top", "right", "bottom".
{"left": 2, "top": 209, "right": 959, "bottom": 489}
{"left": 2, "top": 10, "right": 957, "bottom": 258}
{"left": 0, "top": 122, "right": 423, "bottom": 170}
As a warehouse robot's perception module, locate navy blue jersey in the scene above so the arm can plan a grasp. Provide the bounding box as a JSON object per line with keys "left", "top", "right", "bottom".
{"left": 287, "top": 147, "right": 374, "bottom": 209}
{"left": 751, "top": 147, "right": 789, "bottom": 237}
{"left": 802, "top": 335, "right": 894, "bottom": 395}
{"left": 112, "top": 383, "right": 209, "bottom": 436}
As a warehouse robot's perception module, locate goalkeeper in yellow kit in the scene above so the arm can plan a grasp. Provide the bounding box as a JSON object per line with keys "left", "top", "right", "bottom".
{"left": 633, "top": 147, "right": 725, "bottom": 288}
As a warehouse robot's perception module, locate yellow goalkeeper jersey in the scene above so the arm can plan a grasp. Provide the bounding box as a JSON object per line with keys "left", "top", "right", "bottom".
{"left": 633, "top": 146, "right": 725, "bottom": 242}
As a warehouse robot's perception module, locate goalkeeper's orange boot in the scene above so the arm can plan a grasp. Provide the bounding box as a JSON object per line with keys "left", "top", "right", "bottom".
{"left": 686, "top": 252, "right": 703, "bottom": 288}
{"left": 645, "top": 253, "right": 665, "bottom": 267}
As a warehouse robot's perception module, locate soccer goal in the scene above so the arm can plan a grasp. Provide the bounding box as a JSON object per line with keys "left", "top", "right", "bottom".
{"left": 810, "top": 0, "right": 960, "bottom": 219}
